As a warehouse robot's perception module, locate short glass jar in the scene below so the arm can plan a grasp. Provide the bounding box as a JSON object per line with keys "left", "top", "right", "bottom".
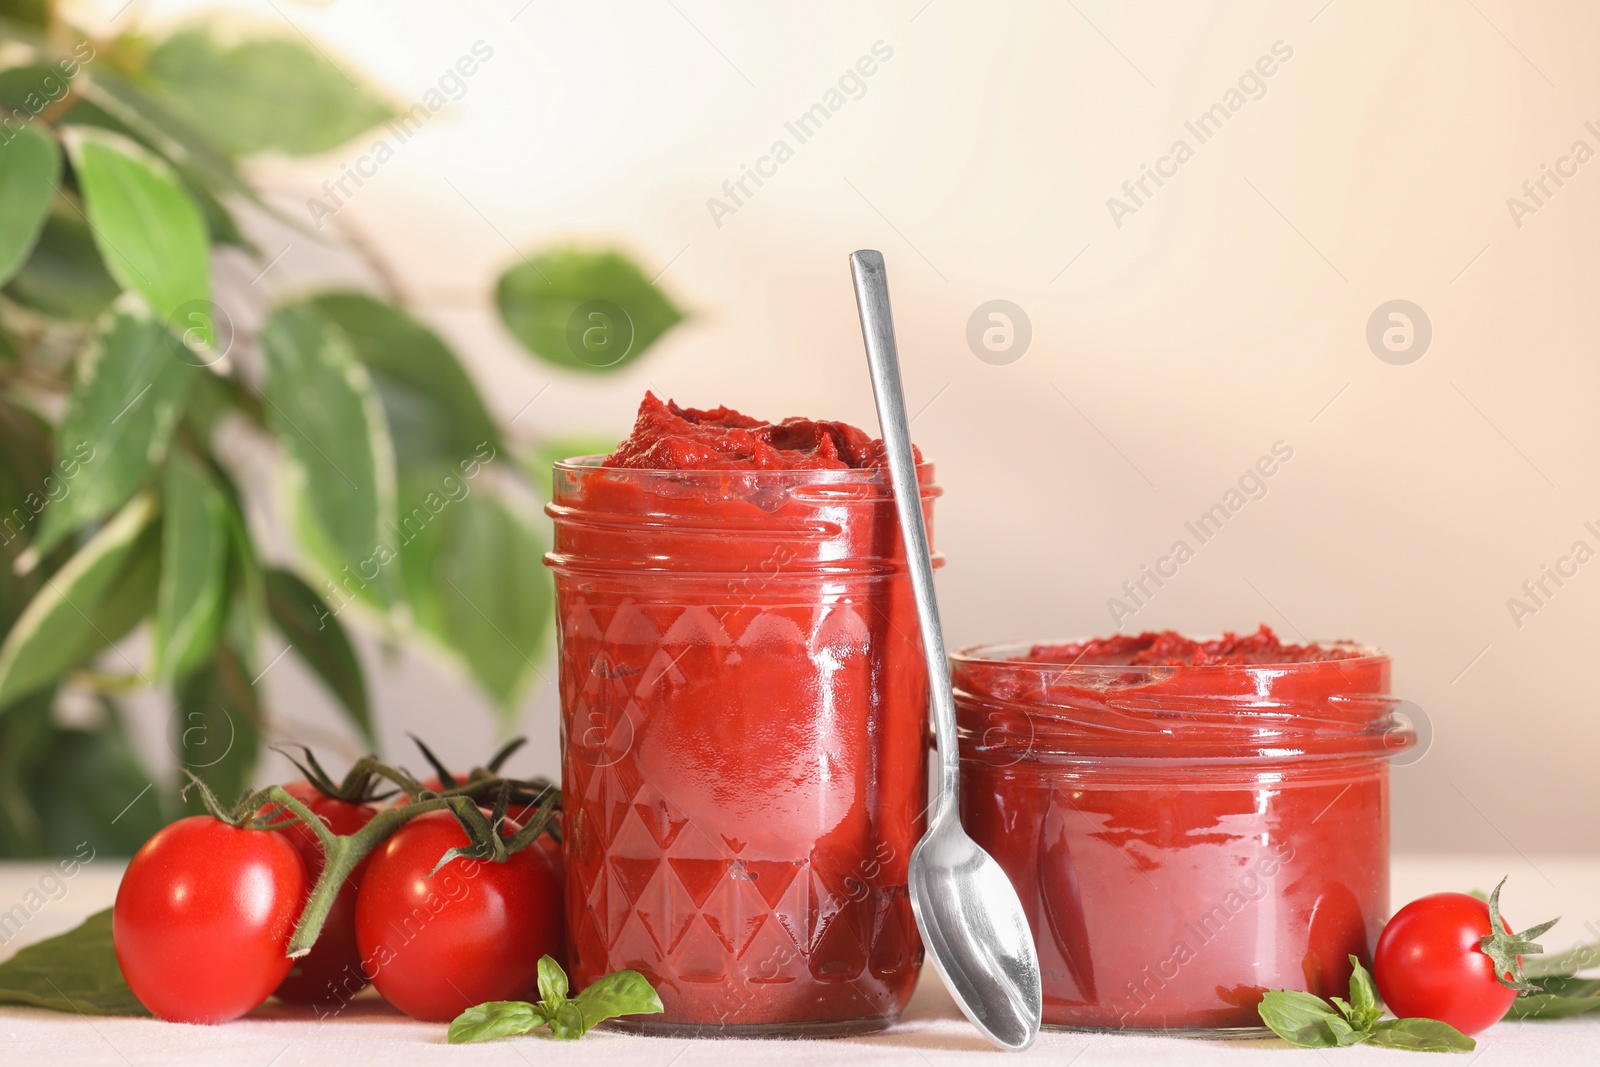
{"left": 545, "top": 458, "right": 938, "bottom": 1037}
{"left": 952, "top": 641, "right": 1410, "bottom": 1032}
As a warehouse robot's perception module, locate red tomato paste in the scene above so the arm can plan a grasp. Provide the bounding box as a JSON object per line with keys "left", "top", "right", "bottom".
{"left": 953, "top": 627, "right": 1406, "bottom": 1030}
{"left": 547, "top": 394, "right": 935, "bottom": 1035}
{"left": 604, "top": 392, "right": 906, "bottom": 470}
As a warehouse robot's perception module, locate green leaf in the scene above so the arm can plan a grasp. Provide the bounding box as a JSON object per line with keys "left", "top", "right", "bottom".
{"left": 0, "top": 124, "right": 60, "bottom": 286}
{"left": 15, "top": 701, "right": 168, "bottom": 855}
{"left": 0, "top": 492, "right": 159, "bottom": 710}
{"left": 1342, "top": 954, "right": 1384, "bottom": 1030}
{"left": 0, "top": 63, "right": 70, "bottom": 114}
{"left": 0, "top": 0, "right": 50, "bottom": 30}
{"left": 1525, "top": 940, "right": 1600, "bottom": 980}
{"left": 0, "top": 908, "right": 149, "bottom": 1016}
{"left": 571, "top": 967, "right": 664, "bottom": 1032}
{"left": 0, "top": 690, "right": 57, "bottom": 853}
{"left": 152, "top": 453, "right": 228, "bottom": 680}
{"left": 1257, "top": 989, "right": 1342, "bottom": 1049}
{"left": 402, "top": 491, "right": 549, "bottom": 712}
{"left": 0, "top": 396, "right": 55, "bottom": 567}
{"left": 173, "top": 643, "right": 259, "bottom": 804}
{"left": 70, "top": 70, "right": 256, "bottom": 216}
{"left": 2, "top": 208, "right": 121, "bottom": 320}
{"left": 536, "top": 954, "right": 568, "bottom": 1008}
{"left": 64, "top": 127, "right": 212, "bottom": 346}
{"left": 1507, "top": 988, "right": 1600, "bottom": 1020}
{"left": 35, "top": 300, "right": 198, "bottom": 554}
{"left": 1324, "top": 1012, "right": 1362, "bottom": 1047}
{"left": 219, "top": 481, "right": 265, "bottom": 675}
{"left": 548, "top": 999, "right": 586, "bottom": 1040}
{"left": 447, "top": 1000, "right": 544, "bottom": 1044}
{"left": 261, "top": 306, "right": 396, "bottom": 608}
{"left": 1366, "top": 1017, "right": 1476, "bottom": 1053}
{"left": 263, "top": 567, "right": 371, "bottom": 745}
{"left": 143, "top": 28, "right": 393, "bottom": 159}
{"left": 305, "top": 293, "right": 502, "bottom": 471}
{"left": 496, "top": 249, "right": 683, "bottom": 373}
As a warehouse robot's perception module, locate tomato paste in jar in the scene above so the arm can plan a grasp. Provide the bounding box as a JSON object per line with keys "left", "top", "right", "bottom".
{"left": 546, "top": 394, "right": 935, "bottom": 1036}
{"left": 953, "top": 627, "right": 1409, "bottom": 1031}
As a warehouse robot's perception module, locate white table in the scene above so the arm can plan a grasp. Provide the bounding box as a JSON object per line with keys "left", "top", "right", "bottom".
{"left": 4, "top": 856, "right": 1598, "bottom": 1065}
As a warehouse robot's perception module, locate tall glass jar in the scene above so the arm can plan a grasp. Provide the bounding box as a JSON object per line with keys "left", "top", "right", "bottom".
{"left": 951, "top": 641, "right": 1410, "bottom": 1032}
{"left": 546, "top": 457, "right": 938, "bottom": 1036}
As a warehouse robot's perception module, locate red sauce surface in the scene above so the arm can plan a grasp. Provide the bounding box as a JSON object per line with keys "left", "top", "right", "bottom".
{"left": 550, "top": 395, "right": 932, "bottom": 1033}
{"left": 954, "top": 630, "right": 1401, "bottom": 1030}
{"left": 604, "top": 391, "right": 913, "bottom": 470}
{"left": 1024, "top": 625, "right": 1362, "bottom": 667}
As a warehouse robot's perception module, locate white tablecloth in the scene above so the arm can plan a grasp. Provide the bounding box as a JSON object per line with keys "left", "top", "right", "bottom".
{"left": 3, "top": 855, "right": 1598, "bottom": 1065}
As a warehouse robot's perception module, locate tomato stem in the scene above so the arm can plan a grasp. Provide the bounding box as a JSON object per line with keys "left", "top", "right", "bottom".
{"left": 246, "top": 769, "right": 561, "bottom": 958}
{"left": 1478, "top": 876, "right": 1561, "bottom": 993}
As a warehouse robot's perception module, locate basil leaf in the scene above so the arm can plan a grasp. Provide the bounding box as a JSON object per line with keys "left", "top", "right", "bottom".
{"left": 572, "top": 968, "right": 664, "bottom": 1032}
{"left": 496, "top": 248, "right": 683, "bottom": 373}
{"left": 1367, "top": 1017, "right": 1476, "bottom": 1053}
{"left": 0, "top": 124, "right": 60, "bottom": 287}
{"left": 263, "top": 567, "right": 371, "bottom": 745}
{"left": 1325, "top": 1012, "right": 1364, "bottom": 1047}
{"left": 446, "top": 1000, "right": 544, "bottom": 1044}
{"left": 1257, "top": 989, "right": 1342, "bottom": 1048}
{"left": 1506, "top": 989, "right": 1600, "bottom": 1021}
{"left": 1525, "top": 940, "right": 1600, "bottom": 980}
{"left": 1344, "top": 954, "right": 1384, "bottom": 1029}
{"left": 547, "top": 999, "right": 587, "bottom": 1041}
{"left": 1347, "top": 955, "right": 1377, "bottom": 1012}
{"left": 536, "top": 954, "right": 567, "bottom": 1008}
{"left": 0, "top": 907, "right": 149, "bottom": 1016}
{"left": 65, "top": 128, "right": 212, "bottom": 347}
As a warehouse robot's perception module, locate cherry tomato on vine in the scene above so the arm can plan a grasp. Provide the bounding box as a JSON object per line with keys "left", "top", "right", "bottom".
{"left": 265, "top": 781, "right": 378, "bottom": 1005}
{"left": 113, "top": 816, "right": 309, "bottom": 1023}
{"left": 354, "top": 810, "right": 563, "bottom": 1021}
{"left": 1373, "top": 891, "right": 1517, "bottom": 1035}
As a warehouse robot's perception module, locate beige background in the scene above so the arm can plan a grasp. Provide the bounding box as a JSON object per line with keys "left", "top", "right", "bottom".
{"left": 75, "top": 0, "right": 1600, "bottom": 856}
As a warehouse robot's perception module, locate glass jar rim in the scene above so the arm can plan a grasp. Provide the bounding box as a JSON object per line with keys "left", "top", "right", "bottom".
{"left": 555, "top": 454, "right": 937, "bottom": 484}
{"left": 950, "top": 637, "right": 1389, "bottom": 674}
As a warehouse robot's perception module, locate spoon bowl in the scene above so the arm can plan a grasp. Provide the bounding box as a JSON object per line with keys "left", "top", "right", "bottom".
{"left": 849, "top": 249, "right": 1042, "bottom": 1051}
{"left": 910, "top": 810, "right": 1045, "bottom": 1050}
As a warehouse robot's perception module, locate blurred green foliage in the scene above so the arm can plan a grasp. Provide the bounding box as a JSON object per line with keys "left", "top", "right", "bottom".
{"left": 0, "top": 3, "right": 683, "bottom": 855}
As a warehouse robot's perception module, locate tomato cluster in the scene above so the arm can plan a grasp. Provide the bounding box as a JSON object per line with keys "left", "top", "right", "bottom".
{"left": 112, "top": 776, "right": 563, "bottom": 1025}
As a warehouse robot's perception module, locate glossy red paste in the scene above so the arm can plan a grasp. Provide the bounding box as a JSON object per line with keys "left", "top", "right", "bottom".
{"left": 954, "top": 627, "right": 1405, "bottom": 1030}
{"left": 548, "top": 395, "right": 934, "bottom": 1035}
{"left": 1025, "top": 626, "right": 1362, "bottom": 667}
{"left": 604, "top": 392, "right": 909, "bottom": 470}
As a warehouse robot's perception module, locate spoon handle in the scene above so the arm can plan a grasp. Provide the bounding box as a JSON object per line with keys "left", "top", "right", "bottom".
{"left": 849, "top": 249, "right": 960, "bottom": 808}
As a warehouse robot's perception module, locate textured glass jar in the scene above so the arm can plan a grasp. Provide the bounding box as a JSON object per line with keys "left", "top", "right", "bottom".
{"left": 951, "top": 642, "right": 1410, "bottom": 1032}
{"left": 545, "top": 457, "right": 938, "bottom": 1036}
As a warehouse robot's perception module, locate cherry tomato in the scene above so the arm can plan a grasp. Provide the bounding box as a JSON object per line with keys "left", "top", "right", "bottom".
{"left": 266, "top": 781, "right": 378, "bottom": 1005}
{"left": 354, "top": 810, "right": 563, "bottom": 1021}
{"left": 1373, "top": 892, "right": 1516, "bottom": 1035}
{"left": 113, "top": 816, "right": 308, "bottom": 1023}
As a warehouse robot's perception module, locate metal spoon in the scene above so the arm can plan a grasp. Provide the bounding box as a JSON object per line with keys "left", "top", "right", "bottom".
{"left": 849, "top": 249, "right": 1043, "bottom": 1051}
